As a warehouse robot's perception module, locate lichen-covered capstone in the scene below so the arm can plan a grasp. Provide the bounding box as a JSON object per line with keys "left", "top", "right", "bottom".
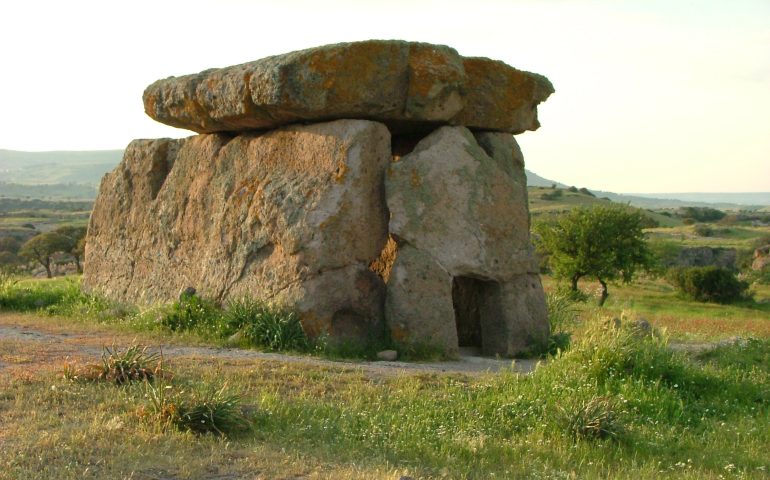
{"left": 143, "top": 40, "right": 553, "bottom": 135}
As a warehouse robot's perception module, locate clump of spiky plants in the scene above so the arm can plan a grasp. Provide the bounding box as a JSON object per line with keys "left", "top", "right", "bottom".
{"left": 64, "top": 345, "right": 163, "bottom": 385}
{"left": 559, "top": 395, "right": 625, "bottom": 441}
{"left": 224, "top": 297, "right": 309, "bottom": 351}
{"left": 140, "top": 380, "right": 252, "bottom": 436}
{"left": 159, "top": 294, "right": 222, "bottom": 333}
{"left": 544, "top": 290, "right": 579, "bottom": 355}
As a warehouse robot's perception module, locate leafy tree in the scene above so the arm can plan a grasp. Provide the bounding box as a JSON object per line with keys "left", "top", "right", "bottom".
{"left": 534, "top": 206, "right": 654, "bottom": 306}
{"left": 0, "top": 237, "right": 22, "bottom": 254}
{"left": 0, "top": 251, "right": 22, "bottom": 273}
{"left": 53, "top": 226, "right": 87, "bottom": 273}
{"left": 18, "top": 232, "right": 71, "bottom": 278}
{"left": 73, "top": 237, "right": 86, "bottom": 273}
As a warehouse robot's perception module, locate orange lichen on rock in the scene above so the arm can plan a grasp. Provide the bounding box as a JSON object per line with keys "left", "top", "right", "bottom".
{"left": 143, "top": 40, "right": 553, "bottom": 135}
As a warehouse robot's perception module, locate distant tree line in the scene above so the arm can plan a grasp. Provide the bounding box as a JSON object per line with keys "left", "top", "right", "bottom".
{"left": 0, "top": 226, "right": 86, "bottom": 277}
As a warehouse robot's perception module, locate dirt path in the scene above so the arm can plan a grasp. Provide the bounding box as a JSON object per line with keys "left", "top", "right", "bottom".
{"left": 0, "top": 313, "right": 539, "bottom": 377}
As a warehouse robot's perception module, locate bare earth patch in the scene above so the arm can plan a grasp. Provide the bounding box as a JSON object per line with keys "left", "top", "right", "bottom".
{"left": 0, "top": 312, "right": 538, "bottom": 379}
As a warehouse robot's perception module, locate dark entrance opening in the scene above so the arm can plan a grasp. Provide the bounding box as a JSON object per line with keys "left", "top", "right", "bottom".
{"left": 452, "top": 276, "right": 506, "bottom": 356}
{"left": 452, "top": 276, "right": 483, "bottom": 349}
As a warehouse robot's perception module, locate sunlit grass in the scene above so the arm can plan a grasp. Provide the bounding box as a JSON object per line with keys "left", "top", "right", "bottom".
{"left": 646, "top": 224, "right": 770, "bottom": 249}
{"left": 542, "top": 275, "right": 770, "bottom": 342}
{"left": 1, "top": 319, "right": 768, "bottom": 479}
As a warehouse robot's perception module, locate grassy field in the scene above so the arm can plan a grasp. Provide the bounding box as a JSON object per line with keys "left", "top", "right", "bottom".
{"left": 541, "top": 275, "right": 770, "bottom": 342}
{"left": 646, "top": 224, "right": 770, "bottom": 249}
{"left": 1, "top": 274, "right": 769, "bottom": 478}
{"left": 1, "top": 192, "right": 769, "bottom": 478}
{"left": 0, "top": 198, "right": 91, "bottom": 242}
{"left": 528, "top": 187, "right": 682, "bottom": 227}
{"left": 1, "top": 312, "right": 769, "bottom": 479}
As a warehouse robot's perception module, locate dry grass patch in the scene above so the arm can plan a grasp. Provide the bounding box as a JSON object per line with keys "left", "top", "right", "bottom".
{"left": 649, "top": 314, "right": 770, "bottom": 341}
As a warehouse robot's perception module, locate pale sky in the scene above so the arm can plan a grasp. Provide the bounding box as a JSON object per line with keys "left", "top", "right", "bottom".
{"left": 1, "top": 0, "right": 768, "bottom": 193}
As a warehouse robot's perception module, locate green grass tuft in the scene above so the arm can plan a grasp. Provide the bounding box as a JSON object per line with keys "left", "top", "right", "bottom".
{"left": 142, "top": 380, "right": 252, "bottom": 436}
{"left": 225, "top": 297, "right": 309, "bottom": 352}
{"left": 559, "top": 395, "right": 625, "bottom": 441}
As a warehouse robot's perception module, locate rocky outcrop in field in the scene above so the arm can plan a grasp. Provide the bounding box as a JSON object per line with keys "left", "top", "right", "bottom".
{"left": 85, "top": 40, "right": 554, "bottom": 356}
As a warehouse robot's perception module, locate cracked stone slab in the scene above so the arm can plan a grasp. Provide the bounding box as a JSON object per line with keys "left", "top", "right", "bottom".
{"left": 84, "top": 119, "right": 391, "bottom": 341}
{"left": 143, "top": 40, "right": 553, "bottom": 135}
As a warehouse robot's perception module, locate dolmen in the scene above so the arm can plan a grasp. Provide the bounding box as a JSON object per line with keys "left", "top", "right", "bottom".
{"left": 83, "top": 40, "right": 555, "bottom": 357}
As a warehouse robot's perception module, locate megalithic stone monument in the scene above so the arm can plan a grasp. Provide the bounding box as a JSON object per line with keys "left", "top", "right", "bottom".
{"left": 83, "top": 40, "right": 554, "bottom": 357}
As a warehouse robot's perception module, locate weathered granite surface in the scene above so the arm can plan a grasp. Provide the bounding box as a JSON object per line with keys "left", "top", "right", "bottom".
{"left": 84, "top": 120, "right": 390, "bottom": 340}
{"left": 86, "top": 40, "right": 553, "bottom": 355}
{"left": 144, "top": 40, "right": 553, "bottom": 135}
{"left": 385, "top": 127, "right": 548, "bottom": 356}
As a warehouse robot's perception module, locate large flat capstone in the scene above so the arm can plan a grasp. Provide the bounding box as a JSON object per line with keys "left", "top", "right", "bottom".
{"left": 144, "top": 40, "right": 554, "bottom": 135}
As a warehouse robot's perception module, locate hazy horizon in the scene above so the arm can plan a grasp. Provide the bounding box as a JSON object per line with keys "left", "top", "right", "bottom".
{"left": 3, "top": 148, "right": 768, "bottom": 200}
{"left": 2, "top": 0, "right": 768, "bottom": 193}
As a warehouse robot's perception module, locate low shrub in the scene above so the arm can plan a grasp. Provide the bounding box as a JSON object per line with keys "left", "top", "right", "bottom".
{"left": 224, "top": 298, "right": 309, "bottom": 351}
{"left": 747, "top": 268, "right": 770, "bottom": 285}
{"left": 558, "top": 395, "right": 624, "bottom": 441}
{"left": 141, "top": 381, "right": 251, "bottom": 436}
{"left": 65, "top": 344, "right": 163, "bottom": 385}
{"left": 666, "top": 266, "right": 750, "bottom": 303}
{"left": 540, "top": 189, "right": 563, "bottom": 201}
{"left": 677, "top": 206, "right": 726, "bottom": 222}
{"left": 693, "top": 224, "right": 714, "bottom": 237}
{"left": 159, "top": 295, "right": 222, "bottom": 333}
{"left": 544, "top": 290, "right": 577, "bottom": 354}
{"left": 649, "top": 240, "right": 683, "bottom": 271}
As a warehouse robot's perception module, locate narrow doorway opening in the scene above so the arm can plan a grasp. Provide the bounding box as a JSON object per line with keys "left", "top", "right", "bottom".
{"left": 452, "top": 276, "right": 489, "bottom": 352}
{"left": 452, "top": 276, "right": 506, "bottom": 356}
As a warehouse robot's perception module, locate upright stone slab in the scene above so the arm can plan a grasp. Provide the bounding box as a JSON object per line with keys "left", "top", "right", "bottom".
{"left": 84, "top": 119, "right": 391, "bottom": 340}
{"left": 385, "top": 126, "right": 548, "bottom": 356}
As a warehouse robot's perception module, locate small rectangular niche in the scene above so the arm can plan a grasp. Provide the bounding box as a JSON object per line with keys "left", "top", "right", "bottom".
{"left": 452, "top": 276, "right": 507, "bottom": 356}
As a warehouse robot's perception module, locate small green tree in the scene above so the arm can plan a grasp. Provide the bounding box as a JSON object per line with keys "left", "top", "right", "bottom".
{"left": 53, "top": 226, "right": 87, "bottom": 273}
{"left": 534, "top": 206, "right": 654, "bottom": 306}
{"left": 0, "top": 237, "right": 22, "bottom": 254}
{"left": 18, "top": 232, "right": 71, "bottom": 278}
{"left": 0, "top": 251, "right": 21, "bottom": 273}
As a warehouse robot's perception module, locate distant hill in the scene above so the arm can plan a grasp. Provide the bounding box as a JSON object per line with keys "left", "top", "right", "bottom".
{"left": 0, "top": 149, "right": 123, "bottom": 186}
{"left": 0, "top": 182, "right": 98, "bottom": 200}
{"left": 623, "top": 192, "right": 770, "bottom": 207}
{"left": 524, "top": 170, "right": 567, "bottom": 188}
{"left": 1, "top": 149, "right": 767, "bottom": 210}
{"left": 524, "top": 170, "right": 768, "bottom": 210}
{"left": 527, "top": 186, "right": 682, "bottom": 227}
{"left": 589, "top": 191, "right": 768, "bottom": 210}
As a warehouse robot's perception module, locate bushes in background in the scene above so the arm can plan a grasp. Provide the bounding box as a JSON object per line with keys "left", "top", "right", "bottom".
{"left": 540, "top": 189, "right": 563, "bottom": 201}
{"left": 666, "top": 266, "right": 749, "bottom": 303}
{"left": 677, "top": 206, "right": 726, "bottom": 222}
